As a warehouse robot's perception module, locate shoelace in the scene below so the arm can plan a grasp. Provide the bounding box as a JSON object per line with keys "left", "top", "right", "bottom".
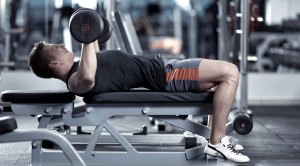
{"left": 225, "top": 144, "right": 240, "bottom": 155}
{"left": 228, "top": 136, "right": 239, "bottom": 147}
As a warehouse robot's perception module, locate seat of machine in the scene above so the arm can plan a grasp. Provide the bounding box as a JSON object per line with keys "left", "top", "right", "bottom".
{"left": 0, "top": 116, "right": 17, "bottom": 134}
{"left": 1, "top": 90, "right": 76, "bottom": 103}
{"left": 83, "top": 90, "right": 214, "bottom": 104}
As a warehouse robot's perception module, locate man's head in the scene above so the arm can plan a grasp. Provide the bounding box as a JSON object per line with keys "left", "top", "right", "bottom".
{"left": 28, "top": 41, "right": 75, "bottom": 79}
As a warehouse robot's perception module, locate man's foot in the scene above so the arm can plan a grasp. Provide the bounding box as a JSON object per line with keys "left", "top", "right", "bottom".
{"left": 204, "top": 136, "right": 250, "bottom": 163}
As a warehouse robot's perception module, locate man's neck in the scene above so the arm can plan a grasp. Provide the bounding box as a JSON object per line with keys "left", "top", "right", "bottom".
{"left": 61, "top": 61, "right": 75, "bottom": 83}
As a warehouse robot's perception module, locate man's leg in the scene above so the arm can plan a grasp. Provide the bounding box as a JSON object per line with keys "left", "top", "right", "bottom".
{"left": 165, "top": 58, "right": 249, "bottom": 162}
{"left": 197, "top": 59, "right": 239, "bottom": 144}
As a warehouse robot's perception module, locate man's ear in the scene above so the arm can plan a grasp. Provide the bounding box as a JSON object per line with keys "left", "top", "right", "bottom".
{"left": 48, "top": 60, "right": 59, "bottom": 70}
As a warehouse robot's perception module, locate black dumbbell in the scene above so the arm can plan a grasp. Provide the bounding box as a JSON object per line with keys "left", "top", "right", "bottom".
{"left": 69, "top": 8, "right": 112, "bottom": 44}
{"left": 228, "top": 111, "right": 253, "bottom": 135}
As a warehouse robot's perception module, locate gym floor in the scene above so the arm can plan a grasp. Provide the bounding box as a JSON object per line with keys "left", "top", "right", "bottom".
{"left": 0, "top": 106, "right": 300, "bottom": 166}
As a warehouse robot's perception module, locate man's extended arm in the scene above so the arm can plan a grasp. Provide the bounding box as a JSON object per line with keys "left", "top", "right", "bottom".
{"left": 68, "top": 41, "right": 98, "bottom": 94}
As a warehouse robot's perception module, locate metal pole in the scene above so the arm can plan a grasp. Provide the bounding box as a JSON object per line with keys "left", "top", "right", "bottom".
{"left": 240, "top": 0, "right": 249, "bottom": 111}
{"left": 218, "top": 0, "right": 230, "bottom": 61}
{"left": 45, "top": 0, "right": 49, "bottom": 41}
{"left": 188, "top": 9, "right": 197, "bottom": 58}
{"left": 173, "top": 6, "right": 182, "bottom": 42}
{"left": 0, "top": 0, "right": 6, "bottom": 31}
{"left": 106, "top": 0, "right": 116, "bottom": 50}
{"left": 1, "top": 0, "right": 10, "bottom": 71}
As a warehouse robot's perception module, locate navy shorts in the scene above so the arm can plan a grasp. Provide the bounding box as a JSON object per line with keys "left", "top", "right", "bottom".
{"left": 164, "top": 58, "right": 202, "bottom": 92}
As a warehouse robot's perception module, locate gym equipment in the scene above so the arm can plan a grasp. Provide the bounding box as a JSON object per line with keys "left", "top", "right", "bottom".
{"left": 69, "top": 8, "right": 112, "bottom": 44}
{"left": 69, "top": 8, "right": 103, "bottom": 43}
{"left": 219, "top": 0, "right": 254, "bottom": 135}
{"left": 0, "top": 116, "right": 86, "bottom": 166}
{"left": 226, "top": 110, "right": 253, "bottom": 135}
{"left": 268, "top": 47, "right": 300, "bottom": 71}
{"left": 1, "top": 90, "right": 215, "bottom": 165}
{"left": 112, "top": 10, "right": 185, "bottom": 59}
{"left": 229, "top": 0, "right": 254, "bottom": 135}
{"left": 98, "top": 13, "right": 113, "bottom": 45}
{"left": 1, "top": 87, "right": 251, "bottom": 165}
{"left": 269, "top": 48, "right": 300, "bottom": 68}
{"left": 227, "top": 0, "right": 261, "bottom": 36}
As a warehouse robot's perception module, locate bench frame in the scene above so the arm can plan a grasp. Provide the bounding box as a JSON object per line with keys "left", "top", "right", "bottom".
{"left": 9, "top": 100, "right": 214, "bottom": 166}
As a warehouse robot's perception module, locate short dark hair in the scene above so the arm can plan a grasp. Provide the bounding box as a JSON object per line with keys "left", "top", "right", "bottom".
{"left": 28, "top": 41, "right": 55, "bottom": 78}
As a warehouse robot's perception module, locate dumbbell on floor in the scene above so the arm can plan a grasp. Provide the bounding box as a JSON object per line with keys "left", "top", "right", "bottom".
{"left": 69, "top": 8, "right": 112, "bottom": 44}
{"left": 226, "top": 110, "right": 253, "bottom": 135}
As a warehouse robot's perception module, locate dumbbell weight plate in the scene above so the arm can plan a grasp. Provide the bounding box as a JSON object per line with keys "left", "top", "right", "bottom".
{"left": 69, "top": 9, "right": 103, "bottom": 43}
{"left": 98, "top": 16, "right": 113, "bottom": 45}
{"left": 233, "top": 113, "right": 253, "bottom": 135}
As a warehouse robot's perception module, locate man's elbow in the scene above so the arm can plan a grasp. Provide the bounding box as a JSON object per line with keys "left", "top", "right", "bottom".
{"left": 81, "top": 77, "right": 95, "bottom": 86}
{"left": 78, "top": 74, "right": 95, "bottom": 86}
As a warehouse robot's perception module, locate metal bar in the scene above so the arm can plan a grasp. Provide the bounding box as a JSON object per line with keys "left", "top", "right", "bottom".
{"left": 45, "top": 0, "right": 49, "bottom": 41}
{"left": 0, "top": 130, "right": 86, "bottom": 166}
{"left": 188, "top": 9, "right": 197, "bottom": 58}
{"left": 4, "top": 31, "right": 10, "bottom": 71}
{"left": 63, "top": 105, "right": 212, "bottom": 126}
{"left": 84, "top": 125, "right": 104, "bottom": 155}
{"left": 151, "top": 115, "right": 211, "bottom": 139}
{"left": 41, "top": 150, "right": 208, "bottom": 166}
{"left": 218, "top": 0, "right": 231, "bottom": 60}
{"left": 65, "top": 133, "right": 186, "bottom": 145}
{"left": 0, "top": 0, "right": 6, "bottom": 31}
{"left": 106, "top": 0, "right": 116, "bottom": 50}
{"left": 113, "top": 10, "right": 134, "bottom": 54}
{"left": 240, "top": 0, "right": 249, "bottom": 111}
{"left": 32, "top": 115, "right": 52, "bottom": 165}
{"left": 104, "top": 121, "right": 137, "bottom": 153}
{"left": 173, "top": 6, "right": 182, "bottom": 42}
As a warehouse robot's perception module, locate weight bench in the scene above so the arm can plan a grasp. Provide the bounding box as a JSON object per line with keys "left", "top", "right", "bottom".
{"left": 1, "top": 90, "right": 217, "bottom": 165}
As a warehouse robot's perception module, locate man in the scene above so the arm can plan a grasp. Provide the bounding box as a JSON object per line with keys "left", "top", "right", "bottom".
{"left": 28, "top": 41, "right": 250, "bottom": 163}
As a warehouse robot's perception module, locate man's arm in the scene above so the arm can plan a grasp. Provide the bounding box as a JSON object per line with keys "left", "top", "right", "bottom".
{"left": 68, "top": 41, "right": 97, "bottom": 94}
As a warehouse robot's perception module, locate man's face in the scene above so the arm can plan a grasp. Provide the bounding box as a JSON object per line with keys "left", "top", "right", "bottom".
{"left": 43, "top": 43, "right": 74, "bottom": 62}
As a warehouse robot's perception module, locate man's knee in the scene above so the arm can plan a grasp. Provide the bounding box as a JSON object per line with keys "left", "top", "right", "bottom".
{"left": 223, "top": 63, "right": 239, "bottom": 85}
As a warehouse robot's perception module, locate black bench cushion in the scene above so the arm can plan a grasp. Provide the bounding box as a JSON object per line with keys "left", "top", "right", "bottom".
{"left": 0, "top": 116, "right": 17, "bottom": 134}
{"left": 0, "top": 90, "right": 214, "bottom": 104}
{"left": 1, "top": 90, "right": 75, "bottom": 103}
{"left": 83, "top": 91, "right": 214, "bottom": 104}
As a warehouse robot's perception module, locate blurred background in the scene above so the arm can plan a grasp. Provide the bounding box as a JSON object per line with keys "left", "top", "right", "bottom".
{"left": 1, "top": 0, "right": 300, "bottom": 103}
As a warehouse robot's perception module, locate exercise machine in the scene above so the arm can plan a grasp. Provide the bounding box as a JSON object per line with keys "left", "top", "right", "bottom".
{"left": 1, "top": 90, "right": 215, "bottom": 165}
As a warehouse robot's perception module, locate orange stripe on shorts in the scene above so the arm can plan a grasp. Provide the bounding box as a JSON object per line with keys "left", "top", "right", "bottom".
{"left": 166, "top": 68, "right": 199, "bottom": 82}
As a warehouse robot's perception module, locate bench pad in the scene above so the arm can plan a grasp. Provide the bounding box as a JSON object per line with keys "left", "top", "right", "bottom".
{"left": 1, "top": 90, "right": 214, "bottom": 104}
{"left": 83, "top": 91, "right": 214, "bottom": 104}
{"left": 1, "top": 90, "right": 75, "bottom": 103}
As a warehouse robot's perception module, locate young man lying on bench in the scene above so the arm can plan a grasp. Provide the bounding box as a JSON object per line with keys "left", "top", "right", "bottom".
{"left": 27, "top": 40, "right": 249, "bottom": 163}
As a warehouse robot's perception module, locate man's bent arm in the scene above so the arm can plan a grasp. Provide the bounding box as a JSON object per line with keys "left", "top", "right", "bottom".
{"left": 68, "top": 41, "right": 97, "bottom": 94}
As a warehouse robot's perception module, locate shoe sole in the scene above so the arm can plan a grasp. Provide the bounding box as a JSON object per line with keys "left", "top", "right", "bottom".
{"left": 205, "top": 145, "right": 250, "bottom": 163}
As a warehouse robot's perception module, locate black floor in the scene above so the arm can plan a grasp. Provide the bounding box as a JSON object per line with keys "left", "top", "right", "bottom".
{"left": 0, "top": 106, "right": 300, "bottom": 166}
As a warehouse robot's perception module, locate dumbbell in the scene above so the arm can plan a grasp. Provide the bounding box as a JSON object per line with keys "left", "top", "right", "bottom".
{"left": 227, "top": 110, "right": 253, "bottom": 135}
{"left": 69, "top": 8, "right": 112, "bottom": 44}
